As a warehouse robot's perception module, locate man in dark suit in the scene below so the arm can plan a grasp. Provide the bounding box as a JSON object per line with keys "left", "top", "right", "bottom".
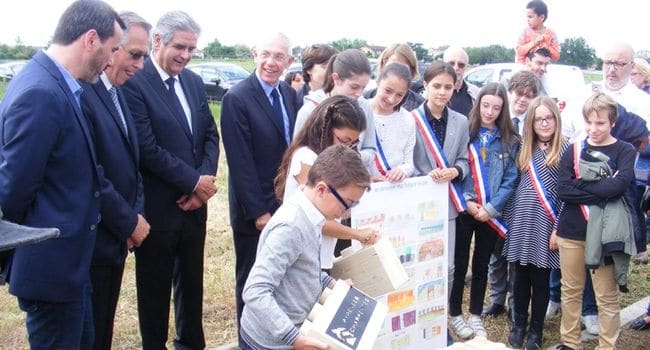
{"left": 122, "top": 11, "right": 219, "bottom": 350}
{"left": 220, "top": 33, "right": 298, "bottom": 344}
{"left": 80, "top": 11, "right": 152, "bottom": 350}
{"left": 0, "top": 1, "right": 124, "bottom": 348}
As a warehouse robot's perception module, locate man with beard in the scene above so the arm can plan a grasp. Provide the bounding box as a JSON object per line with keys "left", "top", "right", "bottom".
{"left": 0, "top": 1, "right": 124, "bottom": 348}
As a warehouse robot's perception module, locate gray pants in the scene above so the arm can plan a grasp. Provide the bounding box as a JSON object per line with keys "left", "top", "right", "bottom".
{"left": 448, "top": 218, "right": 456, "bottom": 301}
{"left": 487, "top": 237, "right": 515, "bottom": 309}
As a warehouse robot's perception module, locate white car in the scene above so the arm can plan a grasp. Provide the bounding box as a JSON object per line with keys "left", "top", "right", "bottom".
{"left": 464, "top": 63, "right": 586, "bottom": 111}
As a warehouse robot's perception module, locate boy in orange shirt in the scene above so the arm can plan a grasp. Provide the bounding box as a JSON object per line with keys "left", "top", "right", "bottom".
{"left": 516, "top": 0, "right": 560, "bottom": 64}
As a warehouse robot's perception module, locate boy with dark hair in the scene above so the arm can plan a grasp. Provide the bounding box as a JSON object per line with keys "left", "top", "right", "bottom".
{"left": 240, "top": 144, "right": 371, "bottom": 350}
{"left": 516, "top": 0, "right": 560, "bottom": 64}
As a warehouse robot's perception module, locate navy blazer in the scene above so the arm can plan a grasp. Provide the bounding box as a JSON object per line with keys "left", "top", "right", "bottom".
{"left": 0, "top": 51, "right": 102, "bottom": 302}
{"left": 122, "top": 58, "right": 219, "bottom": 229}
{"left": 220, "top": 72, "right": 298, "bottom": 233}
{"left": 81, "top": 80, "right": 144, "bottom": 266}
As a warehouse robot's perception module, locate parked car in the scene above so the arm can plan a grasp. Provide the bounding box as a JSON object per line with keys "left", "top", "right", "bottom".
{"left": 464, "top": 63, "right": 586, "bottom": 113}
{"left": 187, "top": 62, "right": 250, "bottom": 101}
{"left": 0, "top": 60, "right": 27, "bottom": 82}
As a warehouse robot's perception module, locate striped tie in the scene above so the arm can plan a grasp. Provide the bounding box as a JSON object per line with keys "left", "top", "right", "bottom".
{"left": 109, "top": 86, "right": 128, "bottom": 135}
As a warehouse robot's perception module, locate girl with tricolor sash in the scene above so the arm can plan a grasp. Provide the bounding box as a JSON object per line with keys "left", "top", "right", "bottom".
{"left": 369, "top": 62, "right": 416, "bottom": 183}
{"left": 411, "top": 61, "right": 470, "bottom": 344}
{"left": 449, "top": 82, "right": 519, "bottom": 340}
{"left": 503, "top": 96, "right": 569, "bottom": 350}
{"left": 275, "top": 96, "right": 380, "bottom": 271}
{"left": 555, "top": 92, "right": 636, "bottom": 350}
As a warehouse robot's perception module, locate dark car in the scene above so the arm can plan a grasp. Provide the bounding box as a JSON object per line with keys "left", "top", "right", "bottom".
{"left": 187, "top": 62, "right": 250, "bottom": 102}
{"left": 0, "top": 60, "right": 27, "bottom": 82}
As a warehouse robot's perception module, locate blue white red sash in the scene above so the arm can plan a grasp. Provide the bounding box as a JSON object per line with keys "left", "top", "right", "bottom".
{"left": 528, "top": 159, "right": 558, "bottom": 224}
{"left": 374, "top": 134, "right": 391, "bottom": 176}
{"left": 573, "top": 141, "right": 590, "bottom": 220}
{"left": 467, "top": 143, "right": 508, "bottom": 238}
{"left": 412, "top": 107, "right": 467, "bottom": 212}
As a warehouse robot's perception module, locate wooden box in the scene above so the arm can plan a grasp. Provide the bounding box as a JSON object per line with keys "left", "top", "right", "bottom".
{"left": 330, "top": 238, "right": 408, "bottom": 297}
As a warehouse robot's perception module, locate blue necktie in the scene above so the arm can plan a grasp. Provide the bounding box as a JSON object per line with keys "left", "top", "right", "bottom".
{"left": 513, "top": 117, "right": 520, "bottom": 136}
{"left": 270, "top": 88, "right": 289, "bottom": 144}
{"left": 165, "top": 77, "right": 192, "bottom": 134}
{"left": 108, "top": 86, "right": 128, "bottom": 135}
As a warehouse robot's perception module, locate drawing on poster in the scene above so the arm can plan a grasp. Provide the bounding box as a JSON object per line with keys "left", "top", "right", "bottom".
{"left": 351, "top": 176, "right": 449, "bottom": 349}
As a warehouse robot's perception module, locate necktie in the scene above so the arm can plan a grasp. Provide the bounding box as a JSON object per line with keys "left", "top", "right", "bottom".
{"left": 513, "top": 117, "right": 520, "bottom": 136}
{"left": 270, "top": 88, "right": 289, "bottom": 144}
{"left": 108, "top": 86, "right": 128, "bottom": 135}
{"left": 165, "top": 77, "right": 192, "bottom": 134}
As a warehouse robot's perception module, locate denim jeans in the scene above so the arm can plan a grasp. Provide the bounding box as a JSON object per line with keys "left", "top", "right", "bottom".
{"left": 18, "top": 284, "right": 94, "bottom": 350}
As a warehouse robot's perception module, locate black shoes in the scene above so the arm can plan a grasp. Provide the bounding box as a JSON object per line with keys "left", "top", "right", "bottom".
{"left": 482, "top": 303, "right": 505, "bottom": 316}
{"left": 555, "top": 345, "right": 574, "bottom": 350}
{"left": 630, "top": 318, "right": 650, "bottom": 331}
{"left": 508, "top": 312, "right": 527, "bottom": 349}
{"left": 525, "top": 322, "right": 543, "bottom": 350}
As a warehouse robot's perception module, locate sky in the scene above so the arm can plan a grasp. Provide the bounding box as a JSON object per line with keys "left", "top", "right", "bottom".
{"left": 2, "top": 0, "right": 646, "bottom": 56}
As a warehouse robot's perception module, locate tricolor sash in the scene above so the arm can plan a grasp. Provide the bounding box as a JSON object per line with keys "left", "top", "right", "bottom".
{"left": 573, "top": 141, "right": 590, "bottom": 220}
{"left": 374, "top": 133, "right": 391, "bottom": 176}
{"left": 528, "top": 158, "right": 557, "bottom": 224}
{"left": 412, "top": 107, "right": 467, "bottom": 212}
{"left": 467, "top": 142, "right": 508, "bottom": 238}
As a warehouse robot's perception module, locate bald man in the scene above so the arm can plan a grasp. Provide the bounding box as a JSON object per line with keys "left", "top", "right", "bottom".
{"left": 594, "top": 43, "right": 650, "bottom": 121}
{"left": 443, "top": 47, "right": 479, "bottom": 117}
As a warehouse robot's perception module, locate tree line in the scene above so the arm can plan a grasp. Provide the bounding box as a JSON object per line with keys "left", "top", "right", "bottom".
{"left": 2, "top": 37, "right": 647, "bottom": 70}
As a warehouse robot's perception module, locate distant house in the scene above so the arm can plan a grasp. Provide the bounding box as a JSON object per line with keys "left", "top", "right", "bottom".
{"left": 192, "top": 50, "right": 205, "bottom": 59}
{"left": 360, "top": 45, "right": 386, "bottom": 58}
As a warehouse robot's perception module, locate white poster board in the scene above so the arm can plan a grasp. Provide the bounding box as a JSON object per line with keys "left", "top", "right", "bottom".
{"left": 351, "top": 176, "right": 449, "bottom": 350}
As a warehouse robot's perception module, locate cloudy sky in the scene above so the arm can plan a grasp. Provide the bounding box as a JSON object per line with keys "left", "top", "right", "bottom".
{"left": 2, "top": 0, "right": 646, "bottom": 56}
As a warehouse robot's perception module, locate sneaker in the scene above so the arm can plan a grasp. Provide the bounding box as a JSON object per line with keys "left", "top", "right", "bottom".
{"left": 582, "top": 315, "right": 599, "bottom": 335}
{"left": 450, "top": 315, "right": 474, "bottom": 339}
{"left": 468, "top": 314, "right": 488, "bottom": 338}
{"left": 545, "top": 300, "right": 561, "bottom": 319}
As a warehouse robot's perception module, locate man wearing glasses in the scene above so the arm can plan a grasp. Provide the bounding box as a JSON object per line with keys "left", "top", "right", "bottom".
{"left": 595, "top": 43, "right": 650, "bottom": 121}
{"left": 443, "top": 46, "right": 479, "bottom": 118}
{"left": 79, "top": 11, "right": 152, "bottom": 350}
{"left": 220, "top": 32, "right": 299, "bottom": 348}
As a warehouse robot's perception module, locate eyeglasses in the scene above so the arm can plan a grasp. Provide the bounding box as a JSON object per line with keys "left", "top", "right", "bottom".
{"left": 334, "top": 134, "right": 360, "bottom": 148}
{"left": 534, "top": 117, "right": 556, "bottom": 125}
{"left": 126, "top": 49, "right": 148, "bottom": 60}
{"left": 258, "top": 51, "right": 288, "bottom": 62}
{"left": 446, "top": 61, "right": 467, "bottom": 69}
{"left": 327, "top": 185, "right": 359, "bottom": 210}
{"left": 603, "top": 60, "right": 631, "bottom": 70}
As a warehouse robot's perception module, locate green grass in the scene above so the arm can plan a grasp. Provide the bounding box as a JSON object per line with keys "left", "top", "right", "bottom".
{"left": 193, "top": 59, "right": 255, "bottom": 73}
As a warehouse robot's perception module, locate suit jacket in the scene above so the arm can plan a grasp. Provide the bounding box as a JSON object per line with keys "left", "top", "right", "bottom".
{"left": 122, "top": 58, "right": 219, "bottom": 229}
{"left": 81, "top": 80, "right": 144, "bottom": 266}
{"left": 0, "top": 51, "right": 102, "bottom": 302}
{"left": 220, "top": 72, "right": 298, "bottom": 234}
{"left": 413, "top": 106, "right": 470, "bottom": 219}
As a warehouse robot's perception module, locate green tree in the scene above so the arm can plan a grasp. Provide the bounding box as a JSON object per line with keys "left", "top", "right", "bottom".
{"left": 466, "top": 45, "right": 515, "bottom": 64}
{"left": 330, "top": 38, "right": 367, "bottom": 52}
{"left": 408, "top": 42, "right": 431, "bottom": 61}
{"left": 558, "top": 37, "right": 597, "bottom": 69}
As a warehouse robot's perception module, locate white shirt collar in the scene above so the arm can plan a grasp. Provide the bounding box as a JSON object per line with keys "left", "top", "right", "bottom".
{"left": 290, "top": 191, "right": 326, "bottom": 228}
{"left": 151, "top": 55, "right": 173, "bottom": 82}
{"left": 99, "top": 72, "right": 113, "bottom": 91}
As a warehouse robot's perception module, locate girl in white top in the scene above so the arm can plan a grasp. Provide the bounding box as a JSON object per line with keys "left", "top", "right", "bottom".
{"left": 275, "top": 95, "right": 380, "bottom": 269}
{"left": 293, "top": 49, "right": 378, "bottom": 170}
{"left": 370, "top": 62, "right": 416, "bottom": 183}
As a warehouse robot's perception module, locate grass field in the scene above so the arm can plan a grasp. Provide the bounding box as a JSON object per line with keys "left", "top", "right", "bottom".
{"left": 0, "top": 67, "right": 649, "bottom": 349}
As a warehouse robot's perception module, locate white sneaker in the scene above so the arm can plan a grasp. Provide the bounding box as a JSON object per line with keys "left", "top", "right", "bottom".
{"left": 582, "top": 315, "right": 599, "bottom": 335}
{"left": 468, "top": 315, "right": 488, "bottom": 338}
{"left": 450, "top": 315, "right": 474, "bottom": 339}
{"left": 545, "top": 300, "right": 561, "bottom": 319}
